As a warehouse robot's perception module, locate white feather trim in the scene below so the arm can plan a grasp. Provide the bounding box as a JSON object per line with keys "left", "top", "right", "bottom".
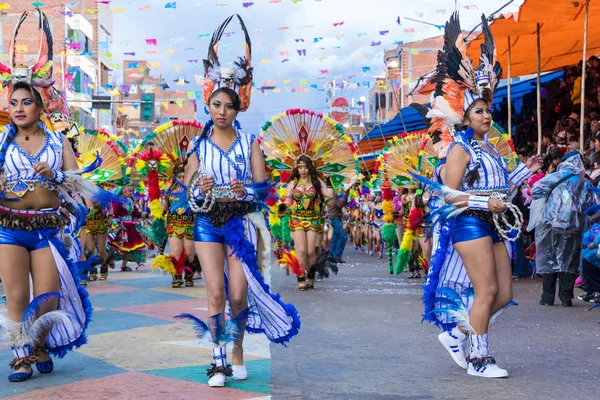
{"left": 26, "top": 311, "right": 74, "bottom": 346}
{"left": 426, "top": 96, "right": 463, "bottom": 125}
{"left": 0, "top": 310, "right": 27, "bottom": 347}
{"left": 447, "top": 308, "right": 476, "bottom": 335}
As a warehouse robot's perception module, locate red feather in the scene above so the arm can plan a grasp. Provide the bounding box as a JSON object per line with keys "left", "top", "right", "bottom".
{"left": 147, "top": 170, "right": 161, "bottom": 201}
{"left": 279, "top": 249, "right": 303, "bottom": 277}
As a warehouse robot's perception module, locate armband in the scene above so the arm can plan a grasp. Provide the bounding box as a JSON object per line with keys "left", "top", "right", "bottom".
{"left": 467, "top": 195, "right": 490, "bottom": 211}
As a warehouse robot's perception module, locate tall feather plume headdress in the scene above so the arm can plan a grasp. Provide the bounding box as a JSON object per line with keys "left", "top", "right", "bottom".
{"left": 426, "top": 12, "right": 502, "bottom": 154}
{"left": 0, "top": 8, "right": 74, "bottom": 133}
{"left": 202, "top": 14, "right": 253, "bottom": 112}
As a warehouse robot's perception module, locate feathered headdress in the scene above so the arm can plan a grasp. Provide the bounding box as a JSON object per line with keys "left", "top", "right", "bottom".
{"left": 259, "top": 109, "right": 362, "bottom": 189}
{"left": 202, "top": 14, "right": 253, "bottom": 112}
{"left": 0, "top": 8, "right": 73, "bottom": 133}
{"left": 426, "top": 13, "right": 502, "bottom": 150}
{"left": 76, "top": 129, "right": 130, "bottom": 186}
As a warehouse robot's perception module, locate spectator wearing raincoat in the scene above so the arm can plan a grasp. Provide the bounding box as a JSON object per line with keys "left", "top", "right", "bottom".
{"left": 528, "top": 152, "right": 594, "bottom": 307}
{"left": 579, "top": 222, "right": 600, "bottom": 303}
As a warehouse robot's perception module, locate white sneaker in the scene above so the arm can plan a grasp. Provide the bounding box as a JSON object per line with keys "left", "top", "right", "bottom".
{"left": 208, "top": 373, "right": 226, "bottom": 387}
{"left": 467, "top": 357, "right": 508, "bottom": 378}
{"left": 232, "top": 365, "right": 248, "bottom": 380}
{"left": 438, "top": 331, "right": 468, "bottom": 369}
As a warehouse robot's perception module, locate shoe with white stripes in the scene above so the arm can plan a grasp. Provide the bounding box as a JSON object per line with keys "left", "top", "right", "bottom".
{"left": 467, "top": 356, "right": 508, "bottom": 378}
{"left": 438, "top": 331, "right": 468, "bottom": 369}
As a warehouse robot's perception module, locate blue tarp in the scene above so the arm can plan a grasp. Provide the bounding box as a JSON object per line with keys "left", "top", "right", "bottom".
{"left": 362, "top": 106, "right": 427, "bottom": 141}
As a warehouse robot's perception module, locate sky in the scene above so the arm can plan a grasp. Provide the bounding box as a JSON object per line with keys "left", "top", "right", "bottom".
{"left": 112, "top": 0, "right": 525, "bottom": 131}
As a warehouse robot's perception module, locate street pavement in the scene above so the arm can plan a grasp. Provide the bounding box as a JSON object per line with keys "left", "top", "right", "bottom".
{"left": 1, "top": 249, "right": 599, "bottom": 399}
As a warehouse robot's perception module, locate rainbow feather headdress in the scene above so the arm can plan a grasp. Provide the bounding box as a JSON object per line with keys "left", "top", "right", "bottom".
{"left": 0, "top": 8, "right": 73, "bottom": 133}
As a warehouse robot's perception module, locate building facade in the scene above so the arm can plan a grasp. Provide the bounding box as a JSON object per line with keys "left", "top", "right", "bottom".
{"left": 0, "top": 1, "right": 114, "bottom": 130}
{"left": 369, "top": 36, "right": 442, "bottom": 123}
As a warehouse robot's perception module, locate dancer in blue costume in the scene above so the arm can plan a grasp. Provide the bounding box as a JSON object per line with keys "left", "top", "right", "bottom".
{"left": 0, "top": 84, "right": 99, "bottom": 382}
{"left": 176, "top": 14, "right": 299, "bottom": 389}
{"left": 416, "top": 13, "right": 542, "bottom": 378}
{"left": 0, "top": 9, "right": 120, "bottom": 383}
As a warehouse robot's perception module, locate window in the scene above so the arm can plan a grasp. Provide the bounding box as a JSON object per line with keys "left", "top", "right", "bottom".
{"left": 66, "top": 27, "right": 92, "bottom": 54}
{"left": 72, "top": 69, "right": 94, "bottom": 97}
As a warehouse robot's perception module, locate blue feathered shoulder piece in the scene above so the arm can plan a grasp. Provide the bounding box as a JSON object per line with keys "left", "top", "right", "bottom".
{"left": 249, "top": 178, "right": 277, "bottom": 212}
{"left": 59, "top": 152, "right": 125, "bottom": 208}
{"left": 174, "top": 308, "right": 249, "bottom": 346}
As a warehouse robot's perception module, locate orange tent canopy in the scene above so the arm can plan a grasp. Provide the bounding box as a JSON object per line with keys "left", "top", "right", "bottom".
{"left": 467, "top": 0, "right": 600, "bottom": 77}
{"left": 0, "top": 110, "right": 8, "bottom": 126}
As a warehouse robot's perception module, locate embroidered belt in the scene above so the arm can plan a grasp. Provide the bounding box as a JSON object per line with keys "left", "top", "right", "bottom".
{"left": 0, "top": 206, "right": 68, "bottom": 231}
{"left": 195, "top": 200, "right": 257, "bottom": 228}
{"left": 462, "top": 209, "right": 495, "bottom": 225}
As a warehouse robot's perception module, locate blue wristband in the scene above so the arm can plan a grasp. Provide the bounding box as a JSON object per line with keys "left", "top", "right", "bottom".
{"left": 235, "top": 187, "right": 256, "bottom": 202}
{"left": 49, "top": 170, "right": 66, "bottom": 185}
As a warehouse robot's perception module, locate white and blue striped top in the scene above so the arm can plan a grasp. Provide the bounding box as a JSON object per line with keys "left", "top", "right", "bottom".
{"left": 0, "top": 122, "right": 63, "bottom": 186}
{"left": 450, "top": 134, "right": 510, "bottom": 194}
{"left": 190, "top": 126, "right": 256, "bottom": 201}
{"left": 450, "top": 133, "right": 531, "bottom": 195}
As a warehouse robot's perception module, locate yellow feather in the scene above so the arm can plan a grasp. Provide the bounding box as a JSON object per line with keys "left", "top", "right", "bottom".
{"left": 151, "top": 254, "right": 176, "bottom": 275}
{"left": 149, "top": 199, "right": 164, "bottom": 220}
{"left": 400, "top": 228, "right": 416, "bottom": 252}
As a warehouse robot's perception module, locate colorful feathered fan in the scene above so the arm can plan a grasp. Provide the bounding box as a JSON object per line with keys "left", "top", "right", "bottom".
{"left": 129, "top": 121, "right": 203, "bottom": 183}
{"left": 76, "top": 129, "right": 129, "bottom": 186}
{"left": 259, "top": 109, "right": 361, "bottom": 189}
{"left": 383, "top": 131, "right": 435, "bottom": 188}
{"left": 488, "top": 122, "right": 519, "bottom": 172}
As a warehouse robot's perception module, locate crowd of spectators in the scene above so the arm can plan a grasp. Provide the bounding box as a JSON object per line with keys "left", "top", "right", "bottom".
{"left": 490, "top": 57, "right": 600, "bottom": 306}
{"left": 494, "top": 56, "right": 600, "bottom": 183}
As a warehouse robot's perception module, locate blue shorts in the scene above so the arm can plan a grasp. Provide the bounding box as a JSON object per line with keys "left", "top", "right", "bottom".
{"left": 0, "top": 206, "right": 61, "bottom": 252}
{"left": 0, "top": 227, "right": 57, "bottom": 252}
{"left": 194, "top": 216, "right": 227, "bottom": 244}
{"left": 451, "top": 215, "right": 501, "bottom": 245}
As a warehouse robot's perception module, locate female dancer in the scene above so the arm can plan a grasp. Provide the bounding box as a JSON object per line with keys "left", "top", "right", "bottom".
{"left": 351, "top": 204, "right": 363, "bottom": 251}
{"left": 418, "top": 13, "right": 540, "bottom": 378}
{"left": 183, "top": 83, "right": 300, "bottom": 386}
{"left": 0, "top": 81, "right": 93, "bottom": 381}
{"left": 163, "top": 165, "right": 197, "bottom": 287}
{"left": 108, "top": 186, "right": 147, "bottom": 271}
{"left": 84, "top": 200, "right": 110, "bottom": 280}
{"left": 371, "top": 192, "right": 384, "bottom": 258}
{"left": 285, "top": 155, "right": 333, "bottom": 289}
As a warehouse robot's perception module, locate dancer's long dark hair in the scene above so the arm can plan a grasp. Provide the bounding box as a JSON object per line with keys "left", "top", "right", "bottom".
{"left": 288, "top": 155, "right": 323, "bottom": 201}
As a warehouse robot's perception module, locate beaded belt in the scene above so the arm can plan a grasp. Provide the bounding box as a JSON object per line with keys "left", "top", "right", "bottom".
{"left": 4, "top": 179, "right": 59, "bottom": 197}
{"left": 0, "top": 206, "right": 68, "bottom": 231}
{"left": 465, "top": 190, "right": 509, "bottom": 199}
